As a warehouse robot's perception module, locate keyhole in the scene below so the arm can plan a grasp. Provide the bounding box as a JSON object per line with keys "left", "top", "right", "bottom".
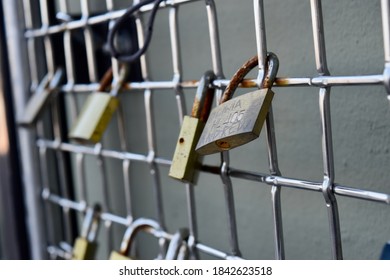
{"left": 179, "top": 137, "right": 185, "bottom": 144}
{"left": 216, "top": 140, "right": 230, "bottom": 150}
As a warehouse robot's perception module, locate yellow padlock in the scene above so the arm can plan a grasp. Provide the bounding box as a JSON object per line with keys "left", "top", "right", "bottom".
{"left": 169, "top": 71, "right": 216, "bottom": 183}
{"left": 68, "top": 67, "right": 127, "bottom": 144}
{"left": 72, "top": 204, "right": 101, "bottom": 260}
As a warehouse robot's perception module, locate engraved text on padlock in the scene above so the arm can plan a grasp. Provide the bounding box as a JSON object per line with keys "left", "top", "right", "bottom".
{"left": 196, "top": 88, "right": 274, "bottom": 155}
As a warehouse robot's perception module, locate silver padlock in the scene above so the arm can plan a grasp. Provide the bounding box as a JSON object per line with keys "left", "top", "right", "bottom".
{"left": 165, "top": 228, "right": 189, "bottom": 260}
{"left": 19, "top": 68, "right": 64, "bottom": 126}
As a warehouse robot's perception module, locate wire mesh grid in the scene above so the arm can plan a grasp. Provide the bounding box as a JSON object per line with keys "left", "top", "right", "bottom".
{"left": 10, "top": 0, "right": 390, "bottom": 260}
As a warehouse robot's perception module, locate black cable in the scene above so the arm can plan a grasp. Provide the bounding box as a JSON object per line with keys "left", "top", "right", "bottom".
{"left": 108, "top": 0, "right": 165, "bottom": 63}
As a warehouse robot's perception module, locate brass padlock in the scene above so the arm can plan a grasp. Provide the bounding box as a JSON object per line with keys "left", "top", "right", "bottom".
{"left": 72, "top": 204, "right": 101, "bottom": 260}
{"left": 196, "top": 53, "right": 279, "bottom": 155}
{"left": 68, "top": 67, "right": 127, "bottom": 144}
{"left": 109, "top": 218, "right": 161, "bottom": 260}
{"left": 18, "top": 68, "right": 64, "bottom": 126}
{"left": 165, "top": 228, "right": 189, "bottom": 260}
{"left": 169, "top": 71, "right": 216, "bottom": 183}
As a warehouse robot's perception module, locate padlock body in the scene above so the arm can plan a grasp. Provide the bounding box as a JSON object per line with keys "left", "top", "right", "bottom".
{"left": 68, "top": 92, "right": 119, "bottom": 144}
{"left": 19, "top": 69, "right": 63, "bottom": 126}
{"left": 109, "top": 251, "right": 132, "bottom": 260}
{"left": 169, "top": 116, "right": 205, "bottom": 183}
{"left": 19, "top": 86, "right": 52, "bottom": 126}
{"left": 72, "top": 237, "right": 98, "bottom": 260}
{"left": 196, "top": 89, "right": 274, "bottom": 155}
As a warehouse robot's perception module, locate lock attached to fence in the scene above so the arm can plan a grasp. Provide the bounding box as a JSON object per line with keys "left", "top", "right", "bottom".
{"left": 68, "top": 67, "right": 127, "bottom": 144}
{"left": 72, "top": 204, "right": 101, "bottom": 260}
{"left": 19, "top": 68, "right": 64, "bottom": 126}
{"left": 169, "top": 71, "right": 216, "bottom": 183}
{"left": 196, "top": 53, "right": 279, "bottom": 155}
{"left": 109, "top": 218, "right": 162, "bottom": 260}
{"left": 165, "top": 228, "right": 190, "bottom": 260}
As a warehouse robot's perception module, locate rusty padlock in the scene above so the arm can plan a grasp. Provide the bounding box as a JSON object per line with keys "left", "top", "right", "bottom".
{"left": 196, "top": 53, "right": 279, "bottom": 155}
{"left": 18, "top": 68, "right": 64, "bottom": 126}
{"left": 169, "top": 71, "right": 216, "bottom": 183}
{"left": 109, "top": 218, "right": 162, "bottom": 260}
{"left": 68, "top": 66, "right": 127, "bottom": 144}
{"left": 72, "top": 204, "right": 101, "bottom": 260}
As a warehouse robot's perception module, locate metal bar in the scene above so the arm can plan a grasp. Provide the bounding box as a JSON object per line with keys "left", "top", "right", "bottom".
{"left": 195, "top": 243, "right": 244, "bottom": 260}
{"left": 3, "top": 0, "right": 46, "bottom": 259}
{"left": 266, "top": 109, "right": 285, "bottom": 260}
{"left": 75, "top": 153, "right": 87, "bottom": 205}
{"left": 381, "top": 0, "right": 390, "bottom": 98}
{"left": 133, "top": 0, "right": 167, "bottom": 257}
{"left": 105, "top": 0, "right": 134, "bottom": 223}
{"left": 117, "top": 103, "right": 134, "bottom": 222}
{"left": 35, "top": 138, "right": 390, "bottom": 205}
{"left": 81, "top": 0, "right": 98, "bottom": 82}
{"left": 168, "top": 2, "right": 200, "bottom": 259}
{"left": 169, "top": 5, "right": 187, "bottom": 121}
{"left": 24, "top": 0, "right": 38, "bottom": 91}
{"left": 0, "top": 8, "right": 30, "bottom": 257}
{"left": 205, "top": 0, "right": 242, "bottom": 258}
{"left": 24, "top": 0, "right": 203, "bottom": 39}
{"left": 219, "top": 153, "right": 241, "bottom": 257}
{"left": 253, "top": 0, "right": 267, "bottom": 83}
{"left": 310, "top": 0, "right": 329, "bottom": 76}
{"left": 254, "top": 0, "right": 285, "bottom": 260}
{"left": 334, "top": 185, "right": 390, "bottom": 204}
{"left": 39, "top": 0, "right": 55, "bottom": 74}
{"left": 382, "top": 0, "right": 390, "bottom": 64}
{"left": 206, "top": 0, "right": 224, "bottom": 79}
{"left": 57, "top": 74, "right": 385, "bottom": 93}
{"left": 95, "top": 142, "right": 114, "bottom": 251}
{"left": 144, "top": 88, "right": 167, "bottom": 229}
{"left": 311, "top": 0, "right": 343, "bottom": 260}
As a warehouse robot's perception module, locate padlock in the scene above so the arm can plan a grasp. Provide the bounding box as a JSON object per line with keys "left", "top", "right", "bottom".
{"left": 18, "top": 68, "right": 64, "bottom": 126}
{"left": 169, "top": 71, "right": 216, "bottom": 183}
{"left": 109, "top": 218, "right": 162, "bottom": 260}
{"left": 68, "top": 66, "right": 127, "bottom": 144}
{"left": 165, "top": 228, "right": 189, "bottom": 260}
{"left": 72, "top": 204, "right": 101, "bottom": 260}
{"left": 196, "top": 53, "right": 279, "bottom": 155}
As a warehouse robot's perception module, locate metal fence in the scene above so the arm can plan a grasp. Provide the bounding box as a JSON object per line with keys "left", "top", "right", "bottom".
{"left": 3, "top": 0, "right": 390, "bottom": 260}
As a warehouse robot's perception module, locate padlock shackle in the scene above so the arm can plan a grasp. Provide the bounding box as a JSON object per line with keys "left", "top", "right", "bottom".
{"left": 220, "top": 52, "right": 279, "bottom": 104}
{"left": 98, "top": 67, "right": 113, "bottom": 92}
{"left": 119, "top": 218, "right": 161, "bottom": 257}
{"left": 165, "top": 228, "right": 189, "bottom": 260}
{"left": 97, "top": 65, "right": 129, "bottom": 95}
{"left": 80, "top": 203, "right": 102, "bottom": 242}
{"left": 191, "top": 70, "right": 216, "bottom": 122}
